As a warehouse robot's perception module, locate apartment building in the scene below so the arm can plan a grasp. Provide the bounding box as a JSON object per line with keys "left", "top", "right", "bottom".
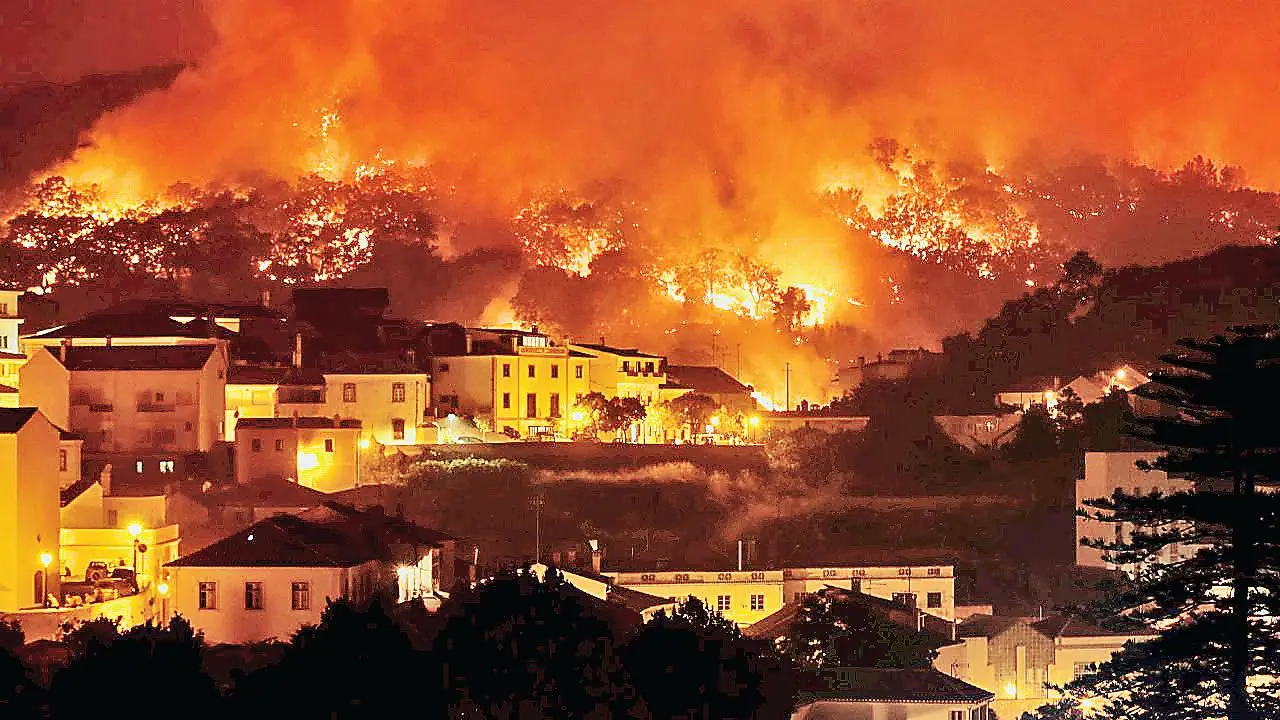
{"left": 224, "top": 365, "right": 325, "bottom": 441}
{"left": 569, "top": 342, "right": 672, "bottom": 442}
{"left": 235, "top": 417, "right": 363, "bottom": 492}
{"left": 0, "top": 289, "right": 25, "bottom": 405}
{"left": 0, "top": 408, "right": 61, "bottom": 611}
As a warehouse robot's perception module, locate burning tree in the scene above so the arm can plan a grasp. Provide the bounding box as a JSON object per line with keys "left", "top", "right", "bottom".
{"left": 1058, "top": 326, "right": 1280, "bottom": 719}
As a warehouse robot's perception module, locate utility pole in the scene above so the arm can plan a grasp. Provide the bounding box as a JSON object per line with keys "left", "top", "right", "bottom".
{"left": 530, "top": 493, "right": 546, "bottom": 563}
{"left": 736, "top": 344, "right": 741, "bottom": 378}
{"left": 711, "top": 330, "right": 719, "bottom": 368}
{"left": 785, "top": 362, "right": 791, "bottom": 412}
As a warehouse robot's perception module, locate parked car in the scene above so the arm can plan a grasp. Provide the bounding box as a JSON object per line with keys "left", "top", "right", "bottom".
{"left": 84, "top": 561, "right": 109, "bottom": 582}
{"left": 109, "top": 567, "right": 139, "bottom": 593}
{"left": 60, "top": 581, "right": 95, "bottom": 604}
{"left": 94, "top": 578, "right": 135, "bottom": 600}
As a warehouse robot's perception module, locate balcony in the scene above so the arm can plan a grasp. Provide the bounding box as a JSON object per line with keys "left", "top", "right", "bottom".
{"left": 88, "top": 403, "right": 114, "bottom": 413}
{"left": 277, "top": 388, "right": 326, "bottom": 404}
{"left": 136, "top": 403, "right": 176, "bottom": 413}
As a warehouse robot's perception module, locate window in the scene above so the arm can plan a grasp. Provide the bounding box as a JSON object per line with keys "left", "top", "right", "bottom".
{"left": 59, "top": 449, "right": 68, "bottom": 472}
{"left": 622, "top": 361, "right": 630, "bottom": 373}
{"left": 951, "top": 712, "right": 965, "bottom": 720}
{"left": 159, "top": 459, "right": 175, "bottom": 474}
{"left": 135, "top": 460, "right": 144, "bottom": 473}
{"left": 183, "top": 421, "right": 193, "bottom": 432}
{"left": 198, "top": 582, "right": 217, "bottom": 610}
{"left": 927, "top": 592, "right": 943, "bottom": 609}
{"left": 106, "top": 510, "right": 118, "bottom": 527}
{"left": 749, "top": 594, "right": 766, "bottom": 611}
{"left": 392, "top": 419, "right": 406, "bottom": 440}
{"left": 251, "top": 438, "right": 262, "bottom": 452}
{"left": 502, "top": 392, "right": 511, "bottom": 410}
{"left": 502, "top": 363, "right": 511, "bottom": 378}
{"left": 0, "top": 336, "right": 7, "bottom": 349}
{"left": 0, "top": 302, "right": 7, "bottom": 314}
{"left": 245, "top": 582, "right": 264, "bottom": 610}
{"left": 392, "top": 382, "right": 406, "bottom": 403}
{"left": 154, "top": 391, "right": 165, "bottom": 402}
{"left": 892, "top": 592, "right": 917, "bottom": 608}
{"left": 1073, "top": 662, "right": 1097, "bottom": 680}
{"left": 717, "top": 595, "right": 731, "bottom": 612}
{"left": 645, "top": 361, "right": 655, "bottom": 374}
{"left": 439, "top": 363, "right": 450, "bottom": 372}
{"left": 342, "top": 383, "right": 357, "bottom": 402}
{"left": 157, "top": 428, "right": 177, "bottom": 445}
{"left": 551, "top": 365, "right": 559, "bottom": 379}
{"left": 291, "top": 582, "right": 311, "bottom": 610}
{"left": 526, "top": 393, "right": 538, "bottom": 418}
{"left": 325, "top": 438, "right": 335, "bottom": 452}
{"left": 550, "top": 393, "right": 561, "bottom": 418}
{"left": 274, "top": 439, "right": 285, "bottom": 452}
{"left": 528, "top": 365, "right": 536, "bottom": 378}
{"left": 575, "top": 364, "right": 584, "bottom": 379}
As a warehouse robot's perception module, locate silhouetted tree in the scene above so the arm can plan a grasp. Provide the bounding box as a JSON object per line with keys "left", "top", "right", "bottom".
{"left": 0, "top": 619, "right": 22, "bottom": 653}
{"left": 231, "top": 597, "right": 434, "bottom": 719}
{"left": 0, "top": 645, "right": 42, "bottom": 720}
{"left": 1059, "top": 250, "right": 1103, "bottom": 289}
{"left": 1067, "top": 326, "right": 1280, "bottom": 719}
{"left": 49, "top": 616, "right": 218, "bottom": 720}
{"left": 778, "top": 593, "right": 938, "bottom": 671}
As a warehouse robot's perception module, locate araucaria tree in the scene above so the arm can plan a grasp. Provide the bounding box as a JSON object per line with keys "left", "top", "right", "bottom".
{"left": 1068, "top": 326, "right": 1280, "bottom": 719}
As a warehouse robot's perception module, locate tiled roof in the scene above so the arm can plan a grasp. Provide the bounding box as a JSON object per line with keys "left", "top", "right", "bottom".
{"left": 996, "top": 376, "right": 1062, "bottom": 393}
{"left": 1031, "top": 615, "right": 1155, "bottom": 639}
{"left": 204, "top": 478, "right": 330, "bottom": 508}
{"left": 0, "top": 383, "right": 16, "bottom": 393}
{"left": 0, "top": 351, "right": 25, "bottom": 360}
{"left": 801, "top": 668, "right": 993, "bottom": 705}
{"left": 608, "top": 585, "right": 675, "bottom": 615}
{"left": 166, "top": 515, "right": 380, "bottom": 568}
{"left": 51, "top": 345, "right": 217, "bottom": 371}
{"left": 236, "top": 417, "right": 363, "bottom": 430}
{"left": 572, "top": 343, "right": 663, "bottom": 359}
{"left": 956, "top": 614, "right": 1022, "bottom": 639}
{"left": 227, "top": 365, "right": 325, "bottom": 386}
{"left": 0, "top": 407, "right": 39, "bottom": 433}
{"left": 60, "top": 477, "right": 99, "bottom": 507}
{"left": 305, "top": 501, "right": 457, "bottom": 546}
{"left": 26, "top": 311, "right": 224, "bottom": 339}
{"left": 665, "top": 365, "right": 752, "bottom": 394}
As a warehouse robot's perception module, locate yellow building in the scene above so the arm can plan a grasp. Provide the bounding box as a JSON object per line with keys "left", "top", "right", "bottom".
{"left": 783, "top": 565, "right": 957, "bottom": 621}
{"left": 235, "top": 417, "right": 363, "bottom": 493}
{"left": 0, "top": 289, "right": 27, "bottom": 407}
{"left": 606, "top": 569, "right": 787, "bottom": 628}
{"left": 223, "top": 365, "right": 326, "bottom": 441}
{"left": 48, "top": 344, "right": 229, "bottom": 453}
{"left": 430, "top": 328, "right": 591, "bottom": 439}
{"left": 0, "top": 407, "right": 61, "bottom": 611}
{"left": 569, "top": 342, "right": 673, "bottom": 442}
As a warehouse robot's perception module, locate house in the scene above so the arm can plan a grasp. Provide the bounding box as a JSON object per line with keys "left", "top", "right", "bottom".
{"left": 663, "top": 365, "right": 757, "bottom": 414}
{"left": 57, "top": 473, "right": 181, "bottom": 590}
{"left": 1061, "top": 364, "right": 1151, "bottom": 405}
{"left": 302, "top": 356, "right": 429, "bottom": 446}
{"left": 837, "top": 348, "right": 945, "bottom": 394}
{"left": 428, "top": 328, "right": 592, "bottom": 439}
{"left": 199, "top": 476, "right": 331, "bottom": 527}
{"left": 934, "top": 613, "right": 1153, "bottom": 717}
{"left": 0, "top": 288, "right": 26, "bottom": 399}
{"left": 606, "top": 567, "right": 786, "bottom": 628}
{"left": 0, "top": 408, "right": 61, "bottom": 611}
{"left": 48, "top": 344, "right": 229, "bottom": 454}
{"left": 165, "top": 503, "right": 455, "bottom": 644}
{"left": 569, "top": 341, "right": 670, "bottom": 442}
{"left": 529, "top": 562, "right": 678, "bottom": 624}
{"left": 745, "top": 586, "right": 959, "bottom": 648}
{"left": 21, "top": 306, "right": 229, "bottom": 354}
{"left": 932, "top": 414, "right": 1022, "bottom": 451}
{"left": 235, "top": 417, "right": 363, "bottom": 492}
{"left": 782, "top": 565, "right": 957, "bottom": 621}
{"left": 792, "top": 667, "right": 993, "bottom": 720}
{"left": 994, "top": 376, "right": 1062, "bottom": 412}
{"left": 1075, "top": 450, "right": 1201, "bottom": 575}
{"left": 223, "top": 365, "right": 326, "bottom": 441}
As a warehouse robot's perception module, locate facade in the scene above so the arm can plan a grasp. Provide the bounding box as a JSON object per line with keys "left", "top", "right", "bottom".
{"left": 793, "top": 668, "right": 993, "bottom": 720}
{"left": 663, "top": 365, "right": 757, "bottom": 415}
{"left": 235, "top": 417, "right": 363, "bottom": 492}
{"left": 569, "top": 342, "right": 670, "bottom": 442}
{"left": 994, "top": 376, "right": 1062, "bottom": 412}
{"left": 223, "top": 365, "right": 326, "bottom": 441}
{"left": 430, "top": 329, "right": 591, "bottom": 439}
{"left": 311, "top": 371, "right": 429, "bottom": 446}
{"left": 166, "top": 506, "right": 454, "bottom": 644}
{"left": 0, "top": 408, "right": 61, "bottom": 612}
{"left": 1076, "top": 451, "right": 1199, "bottom": 573}
{"left": 17, "top": 347, "right": 70, "bottom": 427}
{"left": 607, "top": 569, "right": 787, "bottom": 628}
{"left": 0, "top": 289, "right": 25, "bottom": 398}
{"left": 837, "top": 348, "right": 945, "bottom": 395}
{"left": 53, "top": 344, "right": 229, "bottom": 453}
{"left": 932, "top": 414, "right": 1022, "bottom": 451}
{"left": 934, "top": 614, "right": 1153, "bottom": 717}
{"left": 783, "top": 565, "right": 957, "bottom": 621}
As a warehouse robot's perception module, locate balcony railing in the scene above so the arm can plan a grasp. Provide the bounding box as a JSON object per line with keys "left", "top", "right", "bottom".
{"left": 278, "top": 388, "right": 326, "bottom": 404}
{"left": 88, "top": 404, "right": 114, "bottom": 413}
{"left": 136, "top": 403, "right": 176, "bottom": 413}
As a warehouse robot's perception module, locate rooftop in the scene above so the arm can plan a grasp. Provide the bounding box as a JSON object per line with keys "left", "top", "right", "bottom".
{"left": 236, "top": 417, "right": 363, "bottom": 430}
{"left": 227, "top": 365, "right": 325, "bottom": 386}
{"left": 49, "top": 345, "right": 217, "bottom": 371}
{"left": 0, "top": 407, "right": 40, "bottom": 433}
{"left": 202, "top": 477, "right": 330, "bottom": 508}
{"left": 166, "top": 515, "right": 380, "bottom": 568}
{"left": 60, "top": 476, "right": 99, "bottom": 507}
{"left": 664, "top": 365, "right": 752, "bottom": 395}
{"left": 571, "top": 342, "right": 663, "bottom": 359}
{"left": 26, "top": 310, "right": 228, "bottom": 340}
{"left": 800, "top": 668, "right": 993, "bottom": 705}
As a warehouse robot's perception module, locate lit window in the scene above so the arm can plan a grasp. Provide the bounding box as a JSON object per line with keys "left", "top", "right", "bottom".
{"left": 251, "top": 438, "right": 262, "bottom": 452}
{"left": 749, "top": 594, "right": 766, "bottom": 611}
{"left": 198, "top": 582, "right": 217, "bottom": 610}
{"left": 325, "top": 438, "right": 334, "bottom": 452}
{"left": 59, "top": 449, "right": 68, "bottom": 472}
{"left": 392, "top": 419, "right": 406, "bottom": 440}
{"left": 927, "top": 592, "right": 943, "bottom": 609}
{"left": 159, "top": 460, "right": 175, "bottom": 474}
{"left": 575, "top": 364, "right": 584, "bottom": 379}
{"left": 717, "top": 595, "right": 731, "bottom": 612}
{"left": 1073, "top": 662, "right": 1097, "bottom": 680}
{"left": 135, "top": 461, "right": 144, "bottom": 473}
{"left": 392, "top": 383, "right": 406, "bottom": 403}
{"left": 245, "top": 582, "right": 264, "bottom": 610}
{"left": 274, "top": 439, "right": 284, "bottom": 452}
{"left": 551, "top": 365, "right": 559, "bottom": 379}
{"left": 342, "top": 383, "right": 357, "bottom": 403}
{"left": 291, "top": 582, "right": 310, "bottom": 610}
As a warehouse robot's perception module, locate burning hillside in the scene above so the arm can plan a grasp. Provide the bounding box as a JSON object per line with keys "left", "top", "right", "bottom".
{"left": 3, "top": 1, "right": 1280, "bottom": 402}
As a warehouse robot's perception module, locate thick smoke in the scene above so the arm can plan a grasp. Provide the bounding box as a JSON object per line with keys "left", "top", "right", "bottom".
{"left": 21, "top": 0, "right": 1280, "bottom": 401}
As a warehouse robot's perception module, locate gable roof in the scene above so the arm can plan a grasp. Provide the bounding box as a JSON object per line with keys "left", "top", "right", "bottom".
{"left": 607, "top": 584, "right": 676, "bottom": 615}
{"left": 802, "top": 668, "right": 993, "bottom": 705}
{"left": 227, "top": 365, "right": 325, "bottom": 386}
{"left": 0, "top": 407, "right": 39, "bottom": 433}
{"left": 26, "top": 311, "right": 225, "bottom": 340}
{"left": 51, "top": 345, "right": 217, "bottom": 371}
{"left": 60, "top": 476, "right": 100, "bottom": 507}
{"left": 166, "top": 515, "right": 381, "bottom": 568}
{"left": 664, "top": 365, "right": 752, "bottom": 394}
{"left": 572, "top": 343, "right": 663, "bottom": 359}
{"left": 1031, "top": 614, "right": 1155, "bottom": 639}
{"left": 202, "top": 477, "right": 330, "bottom": 509}
{"left": 303, "top": 501, "right": 457, "bottom": 546}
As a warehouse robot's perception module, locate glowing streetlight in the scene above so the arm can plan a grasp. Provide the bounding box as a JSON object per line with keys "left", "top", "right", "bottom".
{"left": 1004, "top": 683, "right": 1018, "bottom": 699}
{"left": 359, "top": 437, "right": 371, "bottom": 450}
{"left": 39, "top": 552, "right": 53, "bottom": 568}
{"left": 39, "top": 552, "right": 52, "bottom": 608}
{"left": 128, "top": 522, "right": 146, "bottom": 574}
{"left": 571, "top": 410, "right": 585, "bottom": 423}
{"left": 157, "top": 582, "right": 169, "bottom": 596}
{"left": 1114, "top": 368, "right": 1127, "bottom": 381}
{"left": 748, "top": 416, "right": 760, "bottom": 427}
{"left": 127, "top": 522, "right": 142, "bottom": 539}
{"left": 709, "top": 415, "right": 721, "bottom": 427}
{"left": 297, "top": 451, "right": 320, "bottom": 472}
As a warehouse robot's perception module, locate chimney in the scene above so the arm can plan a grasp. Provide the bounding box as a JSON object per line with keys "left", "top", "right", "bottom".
{"left": 99, "top": 463, "right": 113, "bottom": 496}
{"left": 292, "top": 333, "right": 303, "bottom": 368}
{"left": 406, "top": 348, "right": 417, "bottom": 367}
{"left": 590, "top": 547, "right": 603, "bottom": 575}
{"left": 464, "top": 333, "right": 474, "bottom": 354}
{"left": 599, "top": 336, "right": 606, "bottom": 346}
{"left": 260, "top": 288, "right": 272, "bottom": 308}
{"left": 60, "top": 338, "right": 70, "bottom": 364}
{"left": 104, "top": 335, "right": 112, "bottom": 349}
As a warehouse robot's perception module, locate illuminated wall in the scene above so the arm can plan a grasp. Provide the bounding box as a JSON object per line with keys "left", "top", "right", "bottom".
{"left": 235, "top": 421, "right": 361, "bottom": 493}
{"left": 0, "top": 409, "right": 60, "bottom": 611}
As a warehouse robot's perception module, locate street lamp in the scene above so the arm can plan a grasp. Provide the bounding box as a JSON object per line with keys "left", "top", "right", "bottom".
{"left": 128, "top": 522, "right": 143, "bottom": 575}
{"left": 39, "top": 552, "right": 52, "bottom": 607}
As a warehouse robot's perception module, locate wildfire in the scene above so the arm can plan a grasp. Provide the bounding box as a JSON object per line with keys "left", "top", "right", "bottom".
{"left": 511, "top": 193, "right": 629, "bottom": 277}
{"left": 751, "top": 391, "right": 778, "bottom": 411}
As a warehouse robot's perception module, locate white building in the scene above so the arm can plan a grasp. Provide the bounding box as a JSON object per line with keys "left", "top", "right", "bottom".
{"left": 792, "top": 668, "right": 993, "bottom": 720}
{"left": 1076, "top": 451, "right": 1199, "bottom": 575}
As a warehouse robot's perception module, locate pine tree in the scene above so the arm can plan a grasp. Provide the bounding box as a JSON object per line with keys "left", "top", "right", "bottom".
{"left": 1061, "top": 326, "right": 1280, "bottom": 719}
